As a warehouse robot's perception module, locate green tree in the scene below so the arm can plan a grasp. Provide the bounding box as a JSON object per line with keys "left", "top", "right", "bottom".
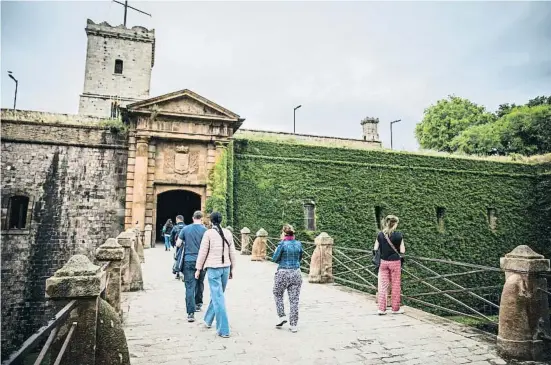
{"left": 449, "top": 122, "right": 504, "bottom": 155}
{"left": 498, "top": 104, "right": 551, "bottom": 156}
{"left": 415, "top": 96, "right": 495, "bottom": 152}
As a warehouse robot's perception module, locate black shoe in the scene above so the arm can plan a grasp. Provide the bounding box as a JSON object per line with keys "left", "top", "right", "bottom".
{"left": 195, "top": 305, "right": 202, "bottom": 312}
{"left": 187, "top": 314, "right": 195, "bottom": 322}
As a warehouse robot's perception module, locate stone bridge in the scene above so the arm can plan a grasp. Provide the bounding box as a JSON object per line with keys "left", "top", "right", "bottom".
{"left": 122, "top": 246, "right": 506, "bottom": 365}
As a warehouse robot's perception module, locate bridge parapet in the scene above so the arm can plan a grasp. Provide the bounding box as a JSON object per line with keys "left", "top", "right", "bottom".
{"left": 117, "top": 230, "right": 144, "bottom": 291}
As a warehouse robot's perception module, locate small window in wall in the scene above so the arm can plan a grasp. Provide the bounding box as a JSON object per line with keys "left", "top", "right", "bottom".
{"left": 436, "top": 207, "right": 446, "bottom": 232}
{"left": 114, "top": 59, "right": 123, "bottom": 74}
{"left": 304, "top": 201, "right": 316, "bottom": 231}
{"left": 487, "top": 208, "right": 497, "bottom": 232}
{"left": 375, "top": 206, "right": 384, "bottom": 230}
{"left": 8, "top": 196, "right": 29, "bottom": 229}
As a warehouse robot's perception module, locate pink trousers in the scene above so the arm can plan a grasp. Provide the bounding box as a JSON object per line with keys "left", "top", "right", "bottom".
{"left": 377, "top": 259, "right": 402, "bottom": 311}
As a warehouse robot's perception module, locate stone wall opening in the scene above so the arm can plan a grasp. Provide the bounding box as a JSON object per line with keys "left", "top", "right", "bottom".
{"left": 155, "top": 190, "right": 201, "bottom": 241}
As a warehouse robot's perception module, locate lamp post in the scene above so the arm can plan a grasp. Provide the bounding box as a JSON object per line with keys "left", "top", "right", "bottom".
{"left": 7, "top": 71, "right": 18, "bottom": 110}
{"left": 390, "top": 119, "right": 401, "bottom": 150}
{"left": 293, "top": 105, "right": 302, "bottom": 134}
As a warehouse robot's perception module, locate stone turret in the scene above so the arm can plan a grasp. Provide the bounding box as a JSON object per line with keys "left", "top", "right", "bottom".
{"left": 360, "top": 117, "right": 380, "bottom": 142}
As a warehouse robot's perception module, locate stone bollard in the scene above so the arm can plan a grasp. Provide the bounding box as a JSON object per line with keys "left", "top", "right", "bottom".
{"left": 308, "top": 232, "right": 334, "bottom": 283}
{"left": 45, "top": 255, "right": 105, "bottom": 365}
{"left": 95, "top": 238, "right": 124, "bottom": 315}
{"left": 241, "top": 227, "right": 251, "bottom": 255}
{"left": 117, "top": 231, "right": 144, "bottom": 292}
{"left": 251, "top": 228, "right": 268, "bottom": 261}
{"left": 129, "top": 228, "right": 145, "bottom": 263}
{"left": 144, "top": 224, "right": 152, "bottom": 249}
{"left": 497, "top": 245, "right": 550, "bottom": 361}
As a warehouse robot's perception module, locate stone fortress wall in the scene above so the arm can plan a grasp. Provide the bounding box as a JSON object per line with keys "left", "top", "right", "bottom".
{"left": 0, "top": 109, "right": 128, "bottom": 357}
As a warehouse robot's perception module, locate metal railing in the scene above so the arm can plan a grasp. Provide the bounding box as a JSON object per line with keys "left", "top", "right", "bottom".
{"left": 3, "top": 262, "right": 110, "bottom": 365}
{"left": 331, "top": 245, "right": 503, "bottom": 326}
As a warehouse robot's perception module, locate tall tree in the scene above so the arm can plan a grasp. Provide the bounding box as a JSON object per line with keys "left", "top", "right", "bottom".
{"left": 415, "top": 96, "right": 495, "bottom": 152}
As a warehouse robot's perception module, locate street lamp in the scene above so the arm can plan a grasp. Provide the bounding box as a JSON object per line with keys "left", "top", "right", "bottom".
{"left": 7, "top": 71, "right": 18, "bottom": 110}
{"left": 293, "top": 105, "right": 302, "bottom": 134}
{"left": 390, "top": 119, "right": 401, "bottom": 150}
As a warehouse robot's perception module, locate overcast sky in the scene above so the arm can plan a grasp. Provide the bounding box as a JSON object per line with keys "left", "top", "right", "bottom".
{"left": 2, "top": 1, "right": 550, "bottom": 150}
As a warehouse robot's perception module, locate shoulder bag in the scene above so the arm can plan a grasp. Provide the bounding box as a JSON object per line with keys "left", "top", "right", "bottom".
{"left": 384, "top": 233, "right": 405, "bottom": 267}
{"left": 372, "top": 234, "right": 381, "bottom": 274}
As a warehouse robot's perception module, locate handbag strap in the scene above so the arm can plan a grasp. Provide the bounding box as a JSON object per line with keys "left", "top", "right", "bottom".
{"left": 383, "top": 232, "right": 402, "bottom": 257}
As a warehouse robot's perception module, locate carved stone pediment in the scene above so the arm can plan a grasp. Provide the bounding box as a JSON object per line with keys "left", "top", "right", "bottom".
{"left": 126, "top": 89, "right": 242, "bottom": 123}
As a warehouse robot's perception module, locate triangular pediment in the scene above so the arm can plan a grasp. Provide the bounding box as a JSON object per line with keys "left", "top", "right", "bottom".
{"left": 126, "top": 89, "right": 240, "bottom": 121}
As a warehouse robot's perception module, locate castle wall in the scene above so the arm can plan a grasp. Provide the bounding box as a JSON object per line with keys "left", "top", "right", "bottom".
{"left": 0, "top": 110, "right": 128, "bottom": 357}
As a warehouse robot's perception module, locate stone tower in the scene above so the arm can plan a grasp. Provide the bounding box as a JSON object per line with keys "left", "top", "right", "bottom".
{"left": 78, "top": 19, "right": 155, "bottom": 118}
{"left": 360, "top": 117, "right": 380, "bottom": 142}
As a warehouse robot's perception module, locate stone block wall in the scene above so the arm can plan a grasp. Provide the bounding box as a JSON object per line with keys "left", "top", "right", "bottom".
{"left": 0, "top": 109, "right": 128, "bottom": 357}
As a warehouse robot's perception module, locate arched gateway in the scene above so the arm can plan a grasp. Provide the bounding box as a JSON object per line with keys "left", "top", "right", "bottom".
{"left": 122, "top": 89, "right": 244, "bottom": 235}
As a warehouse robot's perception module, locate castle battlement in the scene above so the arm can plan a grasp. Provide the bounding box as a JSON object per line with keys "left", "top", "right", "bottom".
{"left": 85, "top": 19, "right": 155, "bottom": 42}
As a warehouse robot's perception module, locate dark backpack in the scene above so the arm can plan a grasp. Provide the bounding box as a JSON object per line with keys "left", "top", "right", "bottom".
{"left": 170, "top": 223, "right": 185, "bottom": 247}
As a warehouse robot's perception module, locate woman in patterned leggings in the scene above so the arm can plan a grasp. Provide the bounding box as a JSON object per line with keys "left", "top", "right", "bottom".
{"left": 373, "top": 215, "right": 406, "bottom": 315}
{"left": 272, "top": 224, "right": 303, "bottom": 333}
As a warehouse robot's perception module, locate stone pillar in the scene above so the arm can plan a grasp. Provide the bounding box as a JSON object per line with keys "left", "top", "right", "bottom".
{"left": 132, "top": 135, "right": 149, "bottom": 232}
{"left": 251, "top": 228, "right": 268, "bottom": 261}
{"left": 95, "top": 238, "right": 124, "bottom": 315}
{"left": 144, "top": 224, "right": 153, "bottom": 249}
{"left": 130, "top": 228, "right": 145, "bottom": 263}
{"left": 117, "top": 231, "right": 143, "bottom": 292}
{"left": 45, "top": 255, "right": 104, "bottom": 365}
{"left": 308, "top": 232, "right": 334, "bottom": 283}
{"left": 497, "top": 245, "right": 550, "bottom": 361}
{"left": 240, "top": 227, "right": 251, "bottom": 255}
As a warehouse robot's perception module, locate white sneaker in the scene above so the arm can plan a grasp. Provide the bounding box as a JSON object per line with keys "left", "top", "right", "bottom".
{"left": 377, "top": 310, "right": 387, "bottom": 315}
{"left": 275, "top": 316, "right": 288, "bottom": 328}
{"left": 391, "top": 308, "right": 405, "bottom": 314}
{"left": 289, "top": 326, "right": 298, "bottom": 333}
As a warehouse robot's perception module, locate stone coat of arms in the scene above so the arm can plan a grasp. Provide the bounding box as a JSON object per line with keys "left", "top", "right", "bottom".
{"left": 174, "top": 145, "right": 199, "bottom": 176}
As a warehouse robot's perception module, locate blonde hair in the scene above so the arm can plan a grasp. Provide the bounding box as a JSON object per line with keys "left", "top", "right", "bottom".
{"left": 382, "top": 215, "right": 399, "bottom": 236}
{"left": 282, "top": 224, "right": 295, "bottom": 236}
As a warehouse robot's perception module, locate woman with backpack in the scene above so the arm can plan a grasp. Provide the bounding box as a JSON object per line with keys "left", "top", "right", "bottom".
{"left": 162, "top": 219, "right": 173, "bottom": 251}
{"left": 195, "top": 212, "right": 236, "bottom": 338}
{"left": 373, "top": 215, "right": 405, "bottom": 315}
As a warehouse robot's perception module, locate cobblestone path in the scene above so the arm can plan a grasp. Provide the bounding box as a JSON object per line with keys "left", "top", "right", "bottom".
{"left": 122, "top": 245, "right": 508, "bottom": 365}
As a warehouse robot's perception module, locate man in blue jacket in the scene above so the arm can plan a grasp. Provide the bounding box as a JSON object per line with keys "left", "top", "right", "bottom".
{"left": 176, "top": 210, "right": 207, "bottom": 322}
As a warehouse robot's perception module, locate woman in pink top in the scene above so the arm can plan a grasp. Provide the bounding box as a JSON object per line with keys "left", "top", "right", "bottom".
{"left": 195, "top": 212, "right": 236, "bottom": 338}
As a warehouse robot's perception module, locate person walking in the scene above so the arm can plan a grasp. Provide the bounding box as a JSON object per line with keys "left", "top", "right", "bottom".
{"left": 272, "top": 224, "right": 303, "bottom": 333}
{"left": 374, "top": 215, "right": 405, "bottom": 315}
{"left": 176, "top": 210, "right": 208, "bottom": 322}
{"left": 195, "top": 212, "right": 236, "bottom": 338}
{"left": 162, "top": 219, "right": 173, "bottom": 251}
{"left": 170, "top": 215, "right": 186, "bottom": 279}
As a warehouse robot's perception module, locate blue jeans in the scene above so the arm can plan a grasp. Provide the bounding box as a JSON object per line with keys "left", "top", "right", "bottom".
{"left": 204, "top": 266, "right": 231, "bottom": 336}
{"left": 164, "top": 235, "right": 171, "bottom": 250}
{"left": 182, "top": 261, "right": 206, "bottom": 314}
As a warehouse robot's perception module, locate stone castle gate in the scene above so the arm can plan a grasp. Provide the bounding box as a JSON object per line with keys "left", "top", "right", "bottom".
{"left": 122, "top": 89, "right": 244, "bottom": 238}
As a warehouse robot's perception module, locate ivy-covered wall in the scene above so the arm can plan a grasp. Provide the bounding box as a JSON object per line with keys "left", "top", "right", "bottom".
{"left": 205, "top": 142, "right": 235, "bottom": 227}
{"left": 232, "top": 139, "right": 551, "bottom": 264}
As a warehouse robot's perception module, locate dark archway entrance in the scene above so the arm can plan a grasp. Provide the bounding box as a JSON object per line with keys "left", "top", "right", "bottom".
{"left": 155, "top": 190, "right": 201, "bottom": 241}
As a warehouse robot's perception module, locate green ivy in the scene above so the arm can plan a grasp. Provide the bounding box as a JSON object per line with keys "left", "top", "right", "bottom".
{"left": 98, "top": 118, "right": 128, "bottom": 135}
{"left": 228, "top": 138, "right": 550, "bottom": 310}
{"left": 205, "top": 145, "right": 229, "bottom": 226}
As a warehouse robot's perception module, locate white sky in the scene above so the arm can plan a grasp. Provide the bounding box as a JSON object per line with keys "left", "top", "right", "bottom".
{"left": 2, "top": 1, "right": 550, "bottom": 150}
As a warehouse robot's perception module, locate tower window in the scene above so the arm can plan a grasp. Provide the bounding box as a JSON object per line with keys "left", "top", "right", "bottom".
{"left": 304, "top": 201, "right": 316, "bottom": 231}
{"left": 8, "top": 195, "right": 29, "bottom": 229}
{"left": 110, "top": 101, "right": 120, "bottom": 118}
{"left": 114, "top": 59, "right": 123, "bottom": 74}
{"left": 436, "top": 207, "right": 446, "bottom": 232}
